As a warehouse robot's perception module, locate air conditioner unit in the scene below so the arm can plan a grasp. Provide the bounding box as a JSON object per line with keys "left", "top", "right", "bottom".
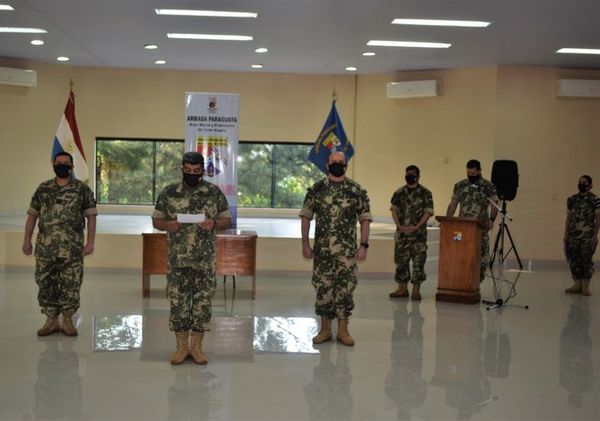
{"left": 0, "top": 66, "right": 37, "bottom": 87}
{"left": 558, "top": 79, "right": 600, "bottom": 98}
{"left": 386, "top": 80, "right": 441, "bottom": 99}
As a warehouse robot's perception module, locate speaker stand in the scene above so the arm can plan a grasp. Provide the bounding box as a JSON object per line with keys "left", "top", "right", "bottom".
{"left": 482, "top": 201, "right": 528, "bottom": 311}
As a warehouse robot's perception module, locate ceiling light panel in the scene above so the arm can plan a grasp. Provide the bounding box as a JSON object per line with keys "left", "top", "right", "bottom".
{"left": 557, "top": 48, "right": 600, "bottom": 55}
{"left": 0, "top": 5, "right": 15, "bottom": 11}
{"left": 156, "top": 9, "right": 257, "bottom": 18}
{"left": 167, "top": 33, "right": 253, "bottom": 41}
{"left": 0, "top": 27, "right": 47, "bottom": 33}
{"left": 392, "top": 19, "right": 490, "bottom": 27}
{"left": 367, "top": 40, "right": 451, "bottom": 48}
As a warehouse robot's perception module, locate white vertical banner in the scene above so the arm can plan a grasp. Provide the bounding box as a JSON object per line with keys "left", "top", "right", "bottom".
{"left": 184, "top": 92, "right": 239, "bottom": 227}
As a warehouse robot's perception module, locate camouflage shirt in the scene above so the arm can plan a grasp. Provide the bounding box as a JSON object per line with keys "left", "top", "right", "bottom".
{"left": 27, "top": 178, "right": 97, "bottom": 260}
{"left": 153, "top": 179, "right": 231, "bottom": 269}
{"left": 299, "top": 177, "right": 372, "bottom": 257}
{"left": 452, "top": 178, "right": 498, "bottom": 223}
{"left": 567, "top": 192, "right": 600, "bottom": 242}
{"left": 390, "top": 184, "right": 434, "bottom": 238}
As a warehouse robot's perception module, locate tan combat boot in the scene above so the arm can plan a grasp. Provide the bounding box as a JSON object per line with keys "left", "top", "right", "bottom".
{"left": 61, "top": 313, "right": 78, "bottom": 337}
{"left": 312, "top": 317, "right": 333, "bottom": 344}
{"left": 37, "top": 315, "right": 60, "bottom": 336}
{"left": 565, "top": 279, "right": 582, "bottom": 294}
{"left": 581, "top": 279, "right": 592, "bottom": 296}
{"left": 336, "top": 319, "right": 355, "bottom": 347}
{"left": 190, "top": 332, "right": 208, "bottom": 365}
{"left": 170, "top": 331, "right": 190, "bottom": 365}
{"left": 389, "top": 282, "right": 409, "bottom": 298}
{"left": 411, "top": 283, "right": 422, "bottom": 301}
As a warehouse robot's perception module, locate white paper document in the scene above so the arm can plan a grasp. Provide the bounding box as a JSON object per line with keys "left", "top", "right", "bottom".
{"left": 177, "top": 213, "right": 205, "bottom": 223}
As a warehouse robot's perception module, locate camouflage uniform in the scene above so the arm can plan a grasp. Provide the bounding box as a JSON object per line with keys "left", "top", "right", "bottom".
{"left": 566, "top": 192, "right": 600, "bottom": 281}
{"left": 390, "top": 184, "right": 434, "bottom": 285}
{"left": 153, "top": 180, "right": 230, "bottom": 333}
{"left": 452, "top": 178, "right": 498, "bottom": 282}
{"left": 300, "top": 178, "right": 372, "bottom": 320}
{"left": 27, "top": 178, "right": 97, "bottom": 317}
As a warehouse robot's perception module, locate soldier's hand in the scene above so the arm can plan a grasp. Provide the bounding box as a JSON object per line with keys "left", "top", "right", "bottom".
{"left": 199, "top": 219, "right": 216, "bottom": 231}
{"left": 405, "top": 226, "right": 417, "bottom": 234}
{"left": 302, "top": 243, "right": 314, "bottom": 259}
{"left": 166, "top": 220, "right": 180, "bottom": 233}
{"left": 22, "top": 242, "right": 33, "bottom": 256}
{"left": 355, "top": 246, "right": 368, "bottom": 261}
{"left": 83, "top": 243, "right": 94, "bottom": 256}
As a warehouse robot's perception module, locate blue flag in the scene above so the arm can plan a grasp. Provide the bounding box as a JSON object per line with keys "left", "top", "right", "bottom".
{"left": 309, "top": 101, "right": 354, "bottom": 174}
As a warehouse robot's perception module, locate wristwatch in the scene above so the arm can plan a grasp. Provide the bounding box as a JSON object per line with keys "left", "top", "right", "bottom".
{"left": 360, "top": 242, "right": 369, "bottom": 249}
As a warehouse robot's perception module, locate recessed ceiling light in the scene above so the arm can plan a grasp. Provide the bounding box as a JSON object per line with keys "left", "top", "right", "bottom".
{"left": 144, "top": 44, "right": 158, "bottom": 50}
{"left": 392, "top": 19, "right": 491, "bottom": 27}
{"left": 251, "top": 64, "right": 263, "bottom": 69}
{"left": 254, "top": 47, "right": 268, "bottom": 53}
{"left": 167, "top": 33, "right": 253, "bottom": 41}
{"left": 154, "top": 59, "right": 166, "bottom": 64}
{"left": 367, "top": 40, "right": 451, "bottom": 48}
{"left": 557, "top": 48, "right": 600, "bottom": 55}
{"left": 362, "top": 51, "right": 376, "bottom": 56}
{"left": 56, "top": 56, "right": 69, "bottom": 62}
{"left": 0, "top": 5, "right": 15, "bottom": 11}
{"left": 155, "top": 9, "right": 257, "bottom": 18}
{"left": 345, "top": 66, "right": 357, "bottom": 71}
{"left": 30, "top": 39, "right": 44, "bottom": 46}
{"left": 0, "top": 27, "right": 47, "bottom": 33}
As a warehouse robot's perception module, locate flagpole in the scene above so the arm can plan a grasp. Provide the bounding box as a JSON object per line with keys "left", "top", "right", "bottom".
{"left": 351, "top": 74, "right": 358, "bottom": 179}
{"left": 69, "top": 74, "right": 74, "bottom": 92}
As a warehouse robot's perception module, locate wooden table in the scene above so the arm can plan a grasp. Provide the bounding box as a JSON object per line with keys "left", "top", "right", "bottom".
{"left": 142, "top": 230, "right": 258, "bottom": 299}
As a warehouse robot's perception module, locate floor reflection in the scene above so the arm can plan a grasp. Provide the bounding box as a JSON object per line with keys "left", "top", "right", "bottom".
{"left": 303, "top": 346, "right": 353, "bottom": 421}
{"left": 253, "top": 317, "right": 318, "bottom": 354}
{"left": 32, "top": 339, "right": 83, "bottom": 420}
{"left": 483, "top": 310, "right": 511, "bottom": 379}
{"left": 168, "top": 367, "right": 222, "bottom": 421}
{"left": 431, "top": 304, "right": 493, "bottom": 420}
{"left": 385, "top": 300, "right": 427, "bottom": 419}
{"left": 93, "top": 314, "right": 143, "bottom": 351}
{"left": 559, "top": 296, "right": 594, "bottom": 409}
{"left": 92, "top": 313, "right": 321, "bottom": 358}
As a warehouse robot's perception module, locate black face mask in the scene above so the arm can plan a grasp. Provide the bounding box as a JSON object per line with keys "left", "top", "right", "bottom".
{"left": 328, "top": 163, "right": 346, "bottom": 177}
{"left": 53, "top": 164, "right": 72, "bottom": 179}
{"left": 405, "top": 175, "right": 418, "bottom": 185}
{"left": 578, "top": 183, "right": 590, "bottom": 193}
{"left": 183, "top": 172, "right": 202, "bottom": 186}
{"left": 468, "top": 175, "right": 480, "bottom": 184}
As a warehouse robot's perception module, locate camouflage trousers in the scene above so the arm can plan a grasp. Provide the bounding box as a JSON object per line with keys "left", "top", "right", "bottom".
{"left": 311, "top": 253, "right": 357, "bottom": 320}
{"left": 394, "top": 234, "right": 428, "bottom": 284}
{"left": 567, "top": 239, "right": 596, "bottom": 280}
{"left": 167, "top": 267, "right": 216, "bottom": 333}
{"left": 35, "top": 257, "right": 83, "bottom": 317}
{"left": 480, "top": 233, "right": 490, "bottom": 282}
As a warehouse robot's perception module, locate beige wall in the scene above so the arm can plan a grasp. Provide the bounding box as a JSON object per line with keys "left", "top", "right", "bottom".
{"left": 1, "top": 61, "right": 599, "bottom": 262}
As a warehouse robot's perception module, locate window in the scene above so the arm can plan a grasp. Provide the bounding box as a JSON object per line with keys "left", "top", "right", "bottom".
{"left": 238, "top": 142, "right": 323, "bottom": 208}
{"left": 96, "top": 138, "right": 183, "bottom": 205}
{"left": 95, "top": 138, "right": 323, "bottom": 208}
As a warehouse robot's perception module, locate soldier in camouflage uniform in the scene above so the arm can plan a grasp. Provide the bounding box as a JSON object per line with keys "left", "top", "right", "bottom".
{"left": 153, "top": 152, "right": 231, "bottom": 365}
{"left": 563, "top": 175, "right": 600, "bottom": 296}
{"left": 446, "top": 159, "right": 498, "bottom": 283}
{"left": 22, "top": 151, "right": 97, "bottom": 337}
{"left": 300, "top": 151, "right": 372, "bottom": 346}
{"left": 389, "top": 165, "right": 434, "bottom": 300}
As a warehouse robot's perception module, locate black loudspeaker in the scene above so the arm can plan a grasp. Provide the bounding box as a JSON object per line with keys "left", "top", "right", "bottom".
{"left": 491, "top": 160, "right": 518, "bottom": 201}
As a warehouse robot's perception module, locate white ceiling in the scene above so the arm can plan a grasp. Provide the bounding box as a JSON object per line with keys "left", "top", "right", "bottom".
{"left": 0, "top": 0, "right": 599, "bottom": 74}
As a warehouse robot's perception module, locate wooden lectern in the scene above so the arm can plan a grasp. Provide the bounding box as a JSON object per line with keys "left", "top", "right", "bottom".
{"left": 435, "top": 216, "right": 483, "bottom": 304}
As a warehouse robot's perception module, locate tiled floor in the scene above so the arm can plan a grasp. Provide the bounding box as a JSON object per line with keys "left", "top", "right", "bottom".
{"left": 0, "top": 266, "right": 598, "bottom": 420}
